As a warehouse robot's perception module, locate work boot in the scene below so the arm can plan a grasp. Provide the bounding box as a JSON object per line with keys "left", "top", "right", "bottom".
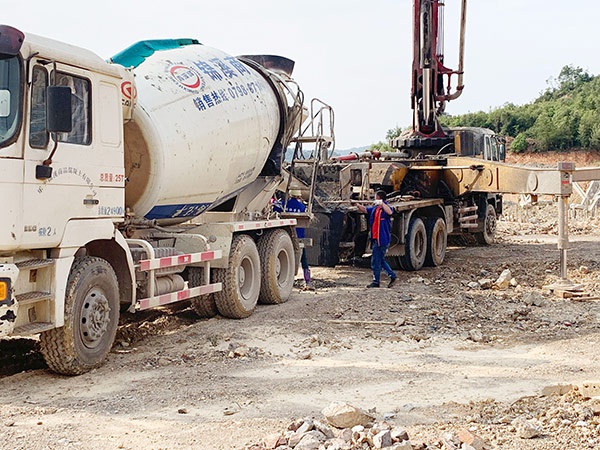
{"left": 388, "top": 276, "right": 398, "bottom": 288}
{"left": 367, "top": 282, "right": 380, "bottom": 288}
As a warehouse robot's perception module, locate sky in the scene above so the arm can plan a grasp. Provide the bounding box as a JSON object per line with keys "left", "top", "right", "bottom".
{"left": 5, "top": 0, "right": 600, "bottom": 150}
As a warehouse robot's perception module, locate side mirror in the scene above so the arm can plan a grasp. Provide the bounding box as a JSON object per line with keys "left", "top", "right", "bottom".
{"left": 46, "top": 86, "right": 72, "bottom": 133}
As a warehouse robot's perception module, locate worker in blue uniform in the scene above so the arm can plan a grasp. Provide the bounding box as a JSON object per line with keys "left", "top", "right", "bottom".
{"left": 355, "top": 190, "right": 398, "bottom": 288}
{"left": 273, "top": 190, "right": 311, "bottom": 288}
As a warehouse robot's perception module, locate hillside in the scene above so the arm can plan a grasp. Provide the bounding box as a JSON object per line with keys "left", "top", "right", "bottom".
{"left": 439, "top": 65, "right": 600, "bottom": 153}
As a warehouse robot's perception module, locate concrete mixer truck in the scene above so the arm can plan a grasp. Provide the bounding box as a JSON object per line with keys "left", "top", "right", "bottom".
{"left": 0, "top": 25, "right": 322, "bottom": 375}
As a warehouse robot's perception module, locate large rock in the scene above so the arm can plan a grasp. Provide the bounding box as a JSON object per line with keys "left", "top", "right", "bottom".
{"left": 495, "top": 269, "right": 512, "bottom": 290}
{"left": 292, "top": 431, "right": 326, "bottom": 450}
{"left": 579, "top": 381, "right": 600, "bottom": 399}
{"left": 390, "top": 427, "right": 409, "bottom": 442}
{"left": 478, "top": 278, "right": 494, "bottom": 290}
{"left": 390, "top": 442, "right": 414, "bottom": 450}
{"left": 457, "top": 429, "right": 486, "bottom": 450}
{"left": 373, "top": 429, "right": 392, "bottom": 448}
{"left": 541, "top": 384, "right": 573, "bottom": 397}
{"left": 512, "top": 417, "right": 541, "bottom": 439}
{"left": 322, "top": 402, "right": 375, "bottom": 428}
{"left": 294, "top": 432, "right": 324, "bottom": 450}
{"left": 313, "top": 419, "right": 335, "bottom": 439}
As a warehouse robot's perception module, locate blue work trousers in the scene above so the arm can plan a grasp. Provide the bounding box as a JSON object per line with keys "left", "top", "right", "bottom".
{"left": 371, "top": 240, "right": 395, "bottom": 284}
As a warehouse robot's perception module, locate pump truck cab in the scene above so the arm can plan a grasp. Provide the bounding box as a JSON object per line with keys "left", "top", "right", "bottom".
{"left": 0, "top": 25, "right": 315, "bottom": 375}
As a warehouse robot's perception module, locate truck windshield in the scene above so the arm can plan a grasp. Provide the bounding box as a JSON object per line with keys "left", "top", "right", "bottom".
{"left": 0, "top": 56, "right": 22, "bottom": 148}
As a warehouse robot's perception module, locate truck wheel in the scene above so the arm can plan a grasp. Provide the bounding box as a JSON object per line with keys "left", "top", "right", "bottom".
{"left": 39, "top": 257, "right": 119, "bottom": 375}
{"left": 257, "top": 229, "right": 295, "bottom": 304}
{"left": 475, "top": 203, "right": 496, "bottom": 245}
{"left": 188, "top": 267, "right": 218, "bottom": 318}
{"left": 425, "top": 217, "right": 447, "bottom": 267}
{"left": 214, "top": 234, "right": 261, "bottom": 319}
{"left": 399, "top": 217, "right": 427, "bottom": 271}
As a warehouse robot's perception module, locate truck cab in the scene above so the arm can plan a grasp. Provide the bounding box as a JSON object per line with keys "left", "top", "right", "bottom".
{"left": 0, "top": 25, "right": 131, "bottom": 346}
{"left": 451, "top": 127, "right": 506, "bottom": 162}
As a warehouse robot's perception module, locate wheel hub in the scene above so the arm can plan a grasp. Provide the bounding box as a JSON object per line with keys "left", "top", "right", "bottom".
{"left": 80, "top": 289, "right": 111, "bottom": 348}
{"left": 275, "top": 255, "right": 282, "bottom": 277}
{"left": 486, "top": 213, "right": 497, "bottom": 235}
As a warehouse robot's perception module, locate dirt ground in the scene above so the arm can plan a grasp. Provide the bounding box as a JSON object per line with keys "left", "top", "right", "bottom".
{"left": 1, "top": 153, "right": 600, "bottom": 450}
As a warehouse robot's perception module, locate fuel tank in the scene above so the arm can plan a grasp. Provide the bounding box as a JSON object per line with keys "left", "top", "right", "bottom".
{"left": 113, "top": 41, "right": 288, "bottom": 223}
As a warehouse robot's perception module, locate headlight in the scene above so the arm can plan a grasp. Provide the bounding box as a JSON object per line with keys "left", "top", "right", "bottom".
{"left": 0, "top": 278, "right": 11, "bottom": 303}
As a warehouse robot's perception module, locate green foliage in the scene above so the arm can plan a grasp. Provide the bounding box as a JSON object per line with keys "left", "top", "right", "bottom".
{"left": 368, "top": 126, "right": 402, "bottom": 152}
{"left": 385, "top": 126, "right": 403, "bottom": 140}
{"left": 438, "top": 65, "right": 600, "bottom": 152}
{"left": 371, "top": 141, "right": 395, "bottom": 152}
{"left": 511, "top": 133, "right": 527, "bottom": 153}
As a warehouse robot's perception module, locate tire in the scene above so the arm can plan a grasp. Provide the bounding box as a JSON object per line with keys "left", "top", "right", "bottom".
{"left": 214, "top": 234, "right": 261, "bottom": 319}
{"left": 425, "top": 217, "right": 447, "bottom": 267}
{"left": 399, "top": 217, "right": 427, "bottom": 271}
{"left": 257, "top": 229, "right": 295, "bottom": 304}
{"left": 475, "top": 203, "right": 497, "bottom": 245}
{"left": 386, "top": 255, "right": 403, "bottom": 271}
{"left": 188, "top": 267, "right": 218, "bottom": 318}
{"left": 39, "top": 257, "right": 119, "bottom": 375}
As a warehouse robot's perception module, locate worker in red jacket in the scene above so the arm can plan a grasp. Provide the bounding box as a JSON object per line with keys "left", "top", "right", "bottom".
{"left": 355, "top": 190, "right": 397, "bottom": 288}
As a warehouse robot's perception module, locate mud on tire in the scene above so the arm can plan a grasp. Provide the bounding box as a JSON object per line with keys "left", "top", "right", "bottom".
{"left": 214, "top": 234, "right": 261, "bottom": 319}
{"left": 399, "top": 217, "right": 427, "bottom": 271}
{"left": 188, "top": 267, "right": 218, "bottom": 318}
{"left": 257, "top": 229, "right": 295, "bottom": 304}
{"left": 475, "top": 203, "right": 497, "bottom": 245}
{"left": 425, "top": 217, "right": 447, "bottom": 267}
{"left": 39, "top": 256, "right": 119, "bottom": 375}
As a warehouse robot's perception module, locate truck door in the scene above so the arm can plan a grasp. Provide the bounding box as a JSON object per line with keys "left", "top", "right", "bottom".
{"left": 22, "top": 61, "right": 124, "bottom": 248}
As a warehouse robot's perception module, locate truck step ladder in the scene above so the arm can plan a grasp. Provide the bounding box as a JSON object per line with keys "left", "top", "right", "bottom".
{"left": 13, "top": 322, "right": 55, "bottom": 335}
{"left": 13, "top": 259, "right": 56, "bottom": 335}
{"left": 458, "top": 205, "right": 479, "bottom": 229}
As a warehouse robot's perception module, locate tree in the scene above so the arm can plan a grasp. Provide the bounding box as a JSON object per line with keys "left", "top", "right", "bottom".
{"left": 371, "top": 141, "right": 395, "bottom": 152}
{"left": 557, "top": 65, "right": 593, "bottom": 92}
{"left": 511, "top": 133, "right": 527, "bottom": 153}
{"left": 385, "top": 126, "right": 403, "bottom": 140}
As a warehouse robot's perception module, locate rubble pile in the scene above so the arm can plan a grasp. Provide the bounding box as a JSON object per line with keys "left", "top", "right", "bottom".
{"left": 500, "top": 199, "right": 600, "bottom": 237}
{"left": 245, "top": 402, "right": 418, "bottom": 450}
{"left": 246, "top": 387, "right": 600, "bottom": 450}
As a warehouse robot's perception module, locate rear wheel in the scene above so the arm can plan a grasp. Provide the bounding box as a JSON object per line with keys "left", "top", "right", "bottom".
{"left": 214, "top": 234, "right": 261, "bottom": 319}
{"left": 188, "top": 267, "right": 218, "bottom": 318}
{"left": 40, "top": 257, "right": 119, "bottom": 375}
{"left": 475, "top": 203, "right": 497, "bottom": 245}
{"left": 425, "top": 217, "right": 447, "bottom": 267}
{"left": 258, "top": 229, "right": 295, "bottom": 304}
{"left": 399, "top": 217, "right": 427, "bottom": 271}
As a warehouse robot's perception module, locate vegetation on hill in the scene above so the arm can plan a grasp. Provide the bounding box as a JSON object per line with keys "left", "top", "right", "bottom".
{"left": 440, "top": 65, "right": 600, "bottom": 153}
{"left": 370, "top": 127, "right": 403, "bottom": 153}
{"left": 371, "top": 65, "right": 600, "bottom": 153}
